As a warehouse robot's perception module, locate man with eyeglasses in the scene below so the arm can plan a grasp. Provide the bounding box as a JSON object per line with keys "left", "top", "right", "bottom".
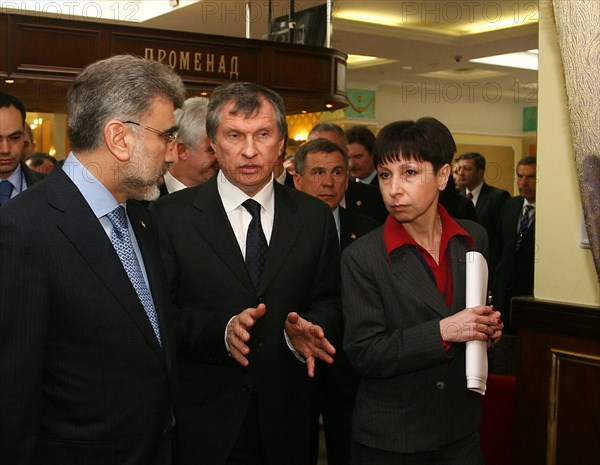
{"left": 0, "top": 55, "right": 185, "bottom": 465}
{"left": 0, "top": 92, "right": 45, "bottom": 206}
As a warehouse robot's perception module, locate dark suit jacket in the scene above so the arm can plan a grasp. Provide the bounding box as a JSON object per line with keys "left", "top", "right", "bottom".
{"left": 339, "top": 206, "right": 382, "bottom": 250}
{"left": 0, "top": 168, "right": 175, "bottom": 465}
{"left": 491, "top": 196, "right": 535, "bottom": 329}
{"left": 466, "top": 182, "right": 510, "bottom": 253}
{"left": 439, "top": 176, "right": 477, "bottom": 221}
{"left": 342, "top": 219, "right": 488, "bottom": 453}
{"left": 0, "top": 162, "right": 45, "bottom": 206}
{"left": 150, "top": 176, "right": 341, "bottom": 465}
{"left": 311, "top": 206, "right": 380, "bottom": 464}
{"left": 344, "top": 181, "right": 388, "bottom": 223}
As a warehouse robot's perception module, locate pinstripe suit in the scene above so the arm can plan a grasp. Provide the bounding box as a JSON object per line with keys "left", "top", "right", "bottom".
{"left": 341, "top": 219, "right": 488, "bottom": 456}
{"left": 0, "top": 168, "right": 175, "bottom": 465}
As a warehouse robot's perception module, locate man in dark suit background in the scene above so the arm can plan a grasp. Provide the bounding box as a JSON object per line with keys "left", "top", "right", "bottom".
{"left": 0, "top": 55, "right": 185, "bottom": 465}
{"left": 491, "top": 156, "right": 537, "bottom": 374}
{"left": 293, "top": 138, "right": 379, "bottom": 465}
{"left": 150, "top": 82, "right": 341, "bottom": 465}
{"left": 456, "top": 151, "right": 510, "bottom": 253}
{"left": 0, "top": 92, "right": 45, "bottom": 206}
{"left": 308, "top": 122, "right": 388, "bottom": 223}
{"left": 346, "top": 125, "right": 378, "bottom": 187}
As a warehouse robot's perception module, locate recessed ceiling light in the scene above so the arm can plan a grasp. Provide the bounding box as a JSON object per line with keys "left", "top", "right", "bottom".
{"left": 347, "top": 54, "right": 396, "bottom": 69}
{"left": 470, "top": 50, "right": 539, "bottom": 71}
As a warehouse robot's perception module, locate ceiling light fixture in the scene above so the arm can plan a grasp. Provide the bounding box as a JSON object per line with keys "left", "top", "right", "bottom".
{"left": 470, "top": 50, "right": 539, "bottom": 71}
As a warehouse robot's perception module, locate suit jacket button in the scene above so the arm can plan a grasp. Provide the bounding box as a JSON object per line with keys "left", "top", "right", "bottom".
{"left": 436, "top": 381, "right": 445, "bottom": 390}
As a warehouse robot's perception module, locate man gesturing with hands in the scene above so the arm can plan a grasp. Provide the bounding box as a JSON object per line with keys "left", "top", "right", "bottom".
{"left": 150, "top": 82, "right": 341, "bottom": 465}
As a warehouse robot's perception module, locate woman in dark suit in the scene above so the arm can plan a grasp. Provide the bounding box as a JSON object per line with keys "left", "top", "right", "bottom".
{"left": 341, "top": 117, "right": 503, "bottom": 465}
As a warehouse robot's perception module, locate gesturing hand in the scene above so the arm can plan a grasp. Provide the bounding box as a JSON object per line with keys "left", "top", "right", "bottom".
{"left": 284, "top": 312, "right": 336, "bottom": 378}
{"left": 226, "top": 303, "right": 266, "bottom": 367}
{"left": 440, "top": 305, "right": 503, "bottom": 343}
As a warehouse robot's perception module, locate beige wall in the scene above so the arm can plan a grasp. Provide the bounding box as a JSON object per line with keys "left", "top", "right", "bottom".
{"left": 535, "top": 0, "right": 599, "bottom": 305}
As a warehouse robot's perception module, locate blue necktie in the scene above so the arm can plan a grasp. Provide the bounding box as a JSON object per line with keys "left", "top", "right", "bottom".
{"left": 0, "top": 180, "right": 14, "bottom": 206}
{"left": 516, "top": 204, "right": 534, "bottom": 251}
{"left": 106, "top": 206, "right": 162, "bottom": 346}
{"left": 242, "top": 199, "right": 268, "bottom": 289}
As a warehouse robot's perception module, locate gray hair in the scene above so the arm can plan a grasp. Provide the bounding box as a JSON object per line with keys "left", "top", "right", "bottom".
{"left": 206, "top": 82, "right": 287, "bottom": 142}
{"left": 175, "top": 96, "right": 209, "bottom": 148}
{"left": 308, "top": 122, "right": 348, "bottom": 147}
{"left": 294, "top": 138, "right": 348, "bottom": 175}
{"left": 68, "top": 54, "right": 186, "bottom": 152}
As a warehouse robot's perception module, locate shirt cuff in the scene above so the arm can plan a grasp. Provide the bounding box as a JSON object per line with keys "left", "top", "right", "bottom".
{"left": 224, "top": 315, "right": 236, "bottom": 354}
{"left": 284, "top": 330, "right": 306, "bottom": 363}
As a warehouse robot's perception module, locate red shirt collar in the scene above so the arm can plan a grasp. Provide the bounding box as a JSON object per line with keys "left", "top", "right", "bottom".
{"left": 384, "top": 204, "right": 473, "bottom": 257}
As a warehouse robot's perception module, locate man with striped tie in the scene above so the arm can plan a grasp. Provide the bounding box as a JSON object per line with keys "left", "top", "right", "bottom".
{"left": 491, "top": 156, "right": 538, "bottom": 375}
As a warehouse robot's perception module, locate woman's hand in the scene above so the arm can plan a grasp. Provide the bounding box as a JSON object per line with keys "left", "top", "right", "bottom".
{"left": 440, "top": 305, "right": 503, "bottom": 343}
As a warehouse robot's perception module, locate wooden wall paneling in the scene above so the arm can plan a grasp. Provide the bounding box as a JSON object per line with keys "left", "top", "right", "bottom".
{"left": 0, "top": 12, "right": 347, "bottom": 115}
{"left": 10, "top": 18, "right": 103, "bottom": 78}
{"left": 0, "top": 15, "right": 7, "bottom": 76}
{"left": 512, "top": 298, "right": 600, "bottom": 465}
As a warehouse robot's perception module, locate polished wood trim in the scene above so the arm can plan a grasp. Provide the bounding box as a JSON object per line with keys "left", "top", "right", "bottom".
{"left": 511, "top": 296, "right": 600, "bottom": 339}
{"left": 514, "top": 297, "right": 600, "bottom": 465}
{"left": 546, "top": 349, "right": 600, "bottom": 465}
{"left": 0, "top": 12, "right": 347, "bottom": 115}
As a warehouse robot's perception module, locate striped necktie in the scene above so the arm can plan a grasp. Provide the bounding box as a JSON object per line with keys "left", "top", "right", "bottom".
{"left": 516, "top": 204, "right": 534, "bottom": 251}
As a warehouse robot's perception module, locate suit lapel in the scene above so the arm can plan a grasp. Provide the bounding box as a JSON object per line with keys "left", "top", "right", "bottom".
{"left": 448, "top": 236, "right": 472, "bottom": 313}
{"left": 190, "top": 177, "right": 255, "bottom": 291}
{"left": 257, "top": 183, "right": 303, "bottom": 293}
{"left": 388, "top": 247, "right": 450, "bottom": 317}
{"left": 475, "top": 183, "right": 490, "bottom": 215}
{"left": 128, "top": 202, "right": 169, "bottom": 362}
{"left": 47, "top": 170, "right": 165, "bottom": 360}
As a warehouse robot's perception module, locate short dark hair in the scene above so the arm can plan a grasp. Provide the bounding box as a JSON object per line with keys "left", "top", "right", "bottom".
{"left": 294, "top": 138, "right": 348, "bottom": 175}
{"left": 346, "top": 125, "right": 375, "bottom": 154}
{"left": 25, "top": 152, "right": 57, "bottom": 168}
{"left": 0, "top": 92, "right": 26, "bottom": 123}
{"left": 206, "top": 82, "right": 287, "bottom": 142}
{"left": 457, "top": 152, "right": 486, "bottom": 171}
{"left": 517, "top": 156, "right": 537, "bottom": 170}
{"left": 373, "top": 117, "right": 456, "bottom": 172}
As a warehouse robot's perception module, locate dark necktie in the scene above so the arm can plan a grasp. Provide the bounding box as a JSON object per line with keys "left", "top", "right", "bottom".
{"left": 516, "top": 204, "right": 534, "bottom": 251}
{"left": 467, "top": 191, "right": 474, "bottom": 201}
{"left": 106, "top": 206, "right": 162, "bottom": 346}
{"left": 0, "top": 180, "right": 14, "bottom": 206}
{"left": 242, "top": 199, "right": 268, "bottom": 289}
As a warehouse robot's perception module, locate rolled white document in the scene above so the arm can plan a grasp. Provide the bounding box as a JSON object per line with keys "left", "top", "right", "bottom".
{"left": 465, "top": 251, "right": 488, "bottom": 395}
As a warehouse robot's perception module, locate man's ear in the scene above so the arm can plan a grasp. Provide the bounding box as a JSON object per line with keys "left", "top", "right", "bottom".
{"left": 437, "top": 163, "right": 451, "bottom": 191}
{"left": 209, "top": 139, "right": 217, "bottom": 159}
{"left": 292, "top": 172, "right": 302, "bottom": 190}
{"left": 104, "top": 120, "right": 131, "bottom": 162}
{"left": 176, "top": 142, "right": 189, "bottom": 161}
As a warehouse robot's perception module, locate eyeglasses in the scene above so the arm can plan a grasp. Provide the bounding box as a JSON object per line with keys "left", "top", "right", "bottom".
{"left": 0, "top": 131, "right": 24, "bottom": 145}
{"left": 122, "top": 121, "right": 178, "bottom": 145}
